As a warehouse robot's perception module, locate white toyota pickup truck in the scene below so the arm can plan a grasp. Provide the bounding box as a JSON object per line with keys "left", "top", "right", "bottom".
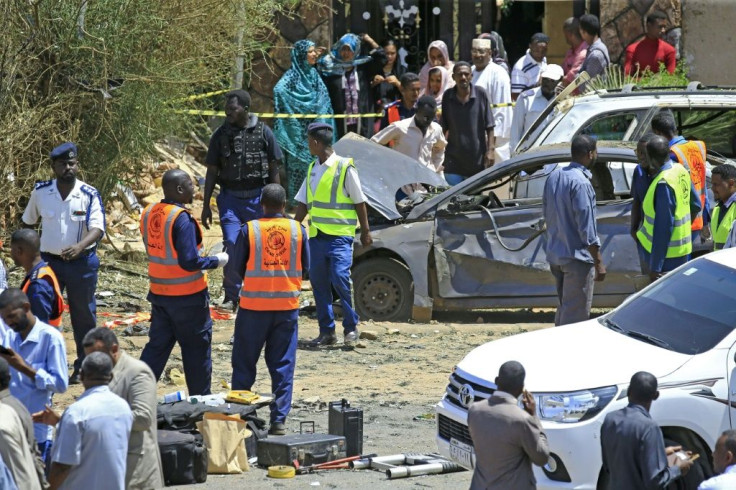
{"left": 436, "top": 249, "right": 736, "bottom": 489}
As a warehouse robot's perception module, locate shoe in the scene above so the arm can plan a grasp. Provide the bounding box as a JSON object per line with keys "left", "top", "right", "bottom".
{"left": 69, "top": 372, "right": 81, "bottom": 385}
{"left": 218, "top": 300, "right": 237, "bottom": 313}
{"left": 306, "top": 332, "right": 337, "bottom": 348}
{"left": 344, "top": 330, "right": 359, "bottom": 346}
{"left": 268, "top": 422, "right": 286, "bottom": 436}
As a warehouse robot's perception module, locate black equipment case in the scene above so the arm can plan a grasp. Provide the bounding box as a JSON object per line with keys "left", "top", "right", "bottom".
{"left": 328, "top": 399, "right": 363, "bottom": 457}
{"left": 257, "top": 433, "right": 347, "bottom": 467}
{"left": 158, "top": 429, "right": 208, "bottom": 486}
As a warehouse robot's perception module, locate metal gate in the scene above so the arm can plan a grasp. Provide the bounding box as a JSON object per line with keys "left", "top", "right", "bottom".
{"left": 332, "top": 0, "right": 496, "bottom": 72}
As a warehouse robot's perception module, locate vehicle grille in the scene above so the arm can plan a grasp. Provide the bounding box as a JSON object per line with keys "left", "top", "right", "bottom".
{"left": 445, "top": 372, "right": 494, "bottom": 411}
{"left": 438, "top": 414, "right": 473, "bottom": 447}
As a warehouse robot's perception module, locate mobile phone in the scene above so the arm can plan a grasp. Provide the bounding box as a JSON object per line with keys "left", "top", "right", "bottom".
{"left": 0, "top": 345, "right": 11, "bottom": 355}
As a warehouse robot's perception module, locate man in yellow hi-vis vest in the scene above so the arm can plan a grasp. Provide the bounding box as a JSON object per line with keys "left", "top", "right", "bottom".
{"left": 294, "top": 122, "right": 373, "bottom": 348}
{"left": 710, "top": 164, "right": 736, "bottom": 250}
{"left": 636, "top": 136, "right": 701, "bottom": 282}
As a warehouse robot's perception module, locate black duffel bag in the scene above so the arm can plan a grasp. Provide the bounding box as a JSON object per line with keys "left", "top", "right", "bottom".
{"left": 158, "top": 429, "right": 208, "bottom": 486}
{"left": 157, "top": 401, "right": 268, "bottom": 444}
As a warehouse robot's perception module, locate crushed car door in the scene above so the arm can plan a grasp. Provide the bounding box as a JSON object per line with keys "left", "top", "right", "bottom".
{"left": 432, "top": 173, "right": 553, "bottom": 300}
{"left": 432, "top": 160, "right": 640, "bottom": 302}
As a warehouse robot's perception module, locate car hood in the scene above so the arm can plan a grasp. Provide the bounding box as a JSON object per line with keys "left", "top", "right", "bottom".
{"left": 333, "top": 133, "right": 448, "bottom": 221}
{"left": 457, "top": 321, "right": 692, "bottom": 392}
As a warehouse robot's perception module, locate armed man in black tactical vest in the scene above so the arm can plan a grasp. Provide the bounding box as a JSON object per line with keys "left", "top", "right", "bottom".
{"left": 202, "top": 90, "right": 283, "bottom": 312}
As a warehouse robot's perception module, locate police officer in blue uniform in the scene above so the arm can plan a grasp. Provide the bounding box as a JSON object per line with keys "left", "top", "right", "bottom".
{"left": 201, "top": 90, "right": 283, "bottom": 311}
{"left": 10, "top": 229, "right": 64, "bottom": 328}
{"left": 22, "top": 142, "right": 105, "bottom": 384}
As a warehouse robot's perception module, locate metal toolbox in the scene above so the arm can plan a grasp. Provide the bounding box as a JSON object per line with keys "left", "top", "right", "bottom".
{"left": 257, "top": 433, "right": 347, "bottom": 467}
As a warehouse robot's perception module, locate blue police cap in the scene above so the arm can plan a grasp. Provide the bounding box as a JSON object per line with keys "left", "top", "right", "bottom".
{"left": 307, "top": 122, "right": 333, "bottom": 135}
{"left": 49, "top": 142, "right": 78, "bottom": 161}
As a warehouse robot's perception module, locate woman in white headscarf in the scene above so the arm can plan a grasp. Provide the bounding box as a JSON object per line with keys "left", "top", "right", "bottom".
{"left": 418, "top": 40, "right": 455, "bottom": 91}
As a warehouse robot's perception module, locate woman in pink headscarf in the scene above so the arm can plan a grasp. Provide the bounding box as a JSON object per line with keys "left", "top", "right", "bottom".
{"left": 420, "top": 66, "right": 451, "bottom": 109}
{"left": 418, "top": 40, "right": 455, "bottom": 91}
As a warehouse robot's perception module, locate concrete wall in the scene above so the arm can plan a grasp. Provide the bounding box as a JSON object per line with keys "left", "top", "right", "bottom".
{"left": 543, "top": 1, "right": 575, "bottom": 65}
{"left": 681, "top": 0, "right": 736, "bottom": 84}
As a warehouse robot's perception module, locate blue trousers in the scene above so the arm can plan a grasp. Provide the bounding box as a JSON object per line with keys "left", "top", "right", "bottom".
{"left": 444, "top": 173, "right": 467, "bottom": 186}
{"left": 42, "top": 252, "right": 99, "bottom": 373}
{"left": 309, "top": 234, "right": 359, "bottom": 334}
{"left": 232, "top": 308, "right": 298, "bottom": 423}
{"left": 217, "top": 189, "right": 263, "bottom": 303}
{"left": 141, "top": 302, "right": 213, "bottom": 395}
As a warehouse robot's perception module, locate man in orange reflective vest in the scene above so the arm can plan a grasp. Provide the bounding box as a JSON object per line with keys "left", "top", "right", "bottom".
{"left": 378, "top": 72, "right": 421, "bottom": 131}
{"left": 139, "top": 169, "right": 228, "bottom": 396}
{"left": 229, "top": 184, "right": 308, "bottom": 435}
{"left": 651, "top": 110, "right": 711, "bottom": 244}
{"left": 10, "top": 229, "right": 64, "bottom": 329}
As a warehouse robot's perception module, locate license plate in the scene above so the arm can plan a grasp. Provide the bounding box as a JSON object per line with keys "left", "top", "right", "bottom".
{"left": 449, "top": 438, "right": 474, "bottom": 468}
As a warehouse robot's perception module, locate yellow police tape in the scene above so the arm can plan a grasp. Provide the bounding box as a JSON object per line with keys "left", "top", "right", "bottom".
{"left": 176, "top": 100, "right": 514, "bottom": 119}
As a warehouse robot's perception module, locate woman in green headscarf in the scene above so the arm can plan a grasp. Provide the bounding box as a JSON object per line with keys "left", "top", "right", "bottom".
{"left": 273, "top": 40, "right": 334, "bottom": 204}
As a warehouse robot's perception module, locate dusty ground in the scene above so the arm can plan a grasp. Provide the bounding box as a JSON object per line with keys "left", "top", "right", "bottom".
{"left": 4, "top": 177, "right": 558, "bottom": 488}
{"left": 13, "top": 259, "right": 556, "bottom": 489}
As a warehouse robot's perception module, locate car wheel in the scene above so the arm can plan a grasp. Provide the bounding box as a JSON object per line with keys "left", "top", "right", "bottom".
{"left": 663, "top": 436, "right": 709, "bottom": 490}
{"left": 353, "top": 257, "right": 413, "bottom": 322}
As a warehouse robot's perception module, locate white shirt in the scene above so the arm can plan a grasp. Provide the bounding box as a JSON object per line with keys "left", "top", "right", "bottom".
{"left": 511, "top": 50, "right": 547, "bottom": 95}
{"left": 22, "top": 178, "right": 106, "bottom": 255}
{"left": 472, "top": 62, "right": 513, "bottom": 139}
{"left": 371, "top": 118, "right": 447, "bottom": 172}
{"left": 51, "top": 385, "right": 133, "bottom": 490}
{"left": 372, "top": 118, "right": 447, "bottom": 195}
{"left": 295, "top": 153, "right": 366, "bottom": 205}
{"left": 510, "top": 87, "right": 555, "bottom": 154}
{"left": 698, "top": 465, "right": 736, "bottom": 489}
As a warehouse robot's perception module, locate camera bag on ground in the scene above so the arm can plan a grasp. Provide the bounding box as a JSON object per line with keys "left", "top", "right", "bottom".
{"left": 158, "top": 429, "right": 208, "bottom": 486}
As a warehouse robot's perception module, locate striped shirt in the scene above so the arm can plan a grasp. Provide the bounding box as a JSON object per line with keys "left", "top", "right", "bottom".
{"left": 511, "top": 50, "right": 547, "bottom": 95}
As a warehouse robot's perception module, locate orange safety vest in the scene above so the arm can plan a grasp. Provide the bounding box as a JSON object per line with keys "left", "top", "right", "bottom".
{"left": 21, "top": 264, "right": 63, "bottom": 327}
{"left": 140, "top": 203, "right": 208, "bottom": 296}
{"left": 387, "top": 103, "right": 401, "bottom": 125}
{"left": 671, "top": 140, "right": 707, "bottom": 231}
{"left": 239, "top": 217, "right": 303, "bottom": 311}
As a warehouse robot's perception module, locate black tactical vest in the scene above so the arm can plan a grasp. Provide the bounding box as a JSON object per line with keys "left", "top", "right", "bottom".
{"left": 217, "top": 120, "right": 269, "bottom": 190}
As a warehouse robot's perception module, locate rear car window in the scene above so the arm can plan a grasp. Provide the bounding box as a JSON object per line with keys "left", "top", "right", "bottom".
{"left": 674, "top": 109, "right": 736, "bottom": 158}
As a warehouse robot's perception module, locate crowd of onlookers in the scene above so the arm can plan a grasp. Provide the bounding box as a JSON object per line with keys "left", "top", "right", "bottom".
{"left": 274, "top": 11, "right": 680, "bottom": 205}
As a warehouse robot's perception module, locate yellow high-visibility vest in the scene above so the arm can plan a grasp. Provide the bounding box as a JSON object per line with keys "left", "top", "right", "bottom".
{"left": 636, "top": 164, "right": 692, "bottom": 258}
{"left": 306, "top": 157, "right": 358, "bottom": 238}
{"left": 712, "top": 202, "right": 736, "bottom": 250}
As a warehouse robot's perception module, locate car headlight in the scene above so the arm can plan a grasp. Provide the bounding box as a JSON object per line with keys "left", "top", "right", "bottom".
{"left": 537, "top": 386, "right": 618, "bottom": 423}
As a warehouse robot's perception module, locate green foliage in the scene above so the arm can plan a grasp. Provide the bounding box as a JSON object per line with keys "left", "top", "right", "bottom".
{"left": 0, "top": 0, "right": 289, "bottom": 227}
{"left": 584, "top": 60, "right": 691, "bottom": 94}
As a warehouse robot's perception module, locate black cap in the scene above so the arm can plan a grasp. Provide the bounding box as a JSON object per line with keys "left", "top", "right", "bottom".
{"left": 307, "top": 122, "right": 333, "bottom": 134}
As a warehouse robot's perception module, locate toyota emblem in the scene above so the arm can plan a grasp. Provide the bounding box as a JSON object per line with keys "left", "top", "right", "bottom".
{"left": 459, "top": 384, "right": 475, "bottom": 408}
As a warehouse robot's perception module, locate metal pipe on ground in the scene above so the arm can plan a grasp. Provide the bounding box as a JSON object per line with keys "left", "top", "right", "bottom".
{"left": 387, "top": 461, "right": 465, "bottom": 479}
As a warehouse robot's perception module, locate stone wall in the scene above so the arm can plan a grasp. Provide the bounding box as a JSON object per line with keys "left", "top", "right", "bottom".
{"left": 681, "top": 0, "right": 736, "bottom": 84}
{"left": 599, "top": 0, "right": 681, "bottom": 65}
{"left": 248, "top": 0, "right": 333, "bottom": 114}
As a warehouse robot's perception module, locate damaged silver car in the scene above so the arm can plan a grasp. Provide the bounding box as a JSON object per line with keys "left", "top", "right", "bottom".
{"left": 335, "top": 135, "right": 653, "bottom": 322}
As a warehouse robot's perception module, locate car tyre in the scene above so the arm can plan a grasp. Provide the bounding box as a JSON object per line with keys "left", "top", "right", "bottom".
{"left": 353, "top": 257, "right": 413, "bottom": 322}
{"left": 663, "top": 437, "right": 709, "bottom": 490}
